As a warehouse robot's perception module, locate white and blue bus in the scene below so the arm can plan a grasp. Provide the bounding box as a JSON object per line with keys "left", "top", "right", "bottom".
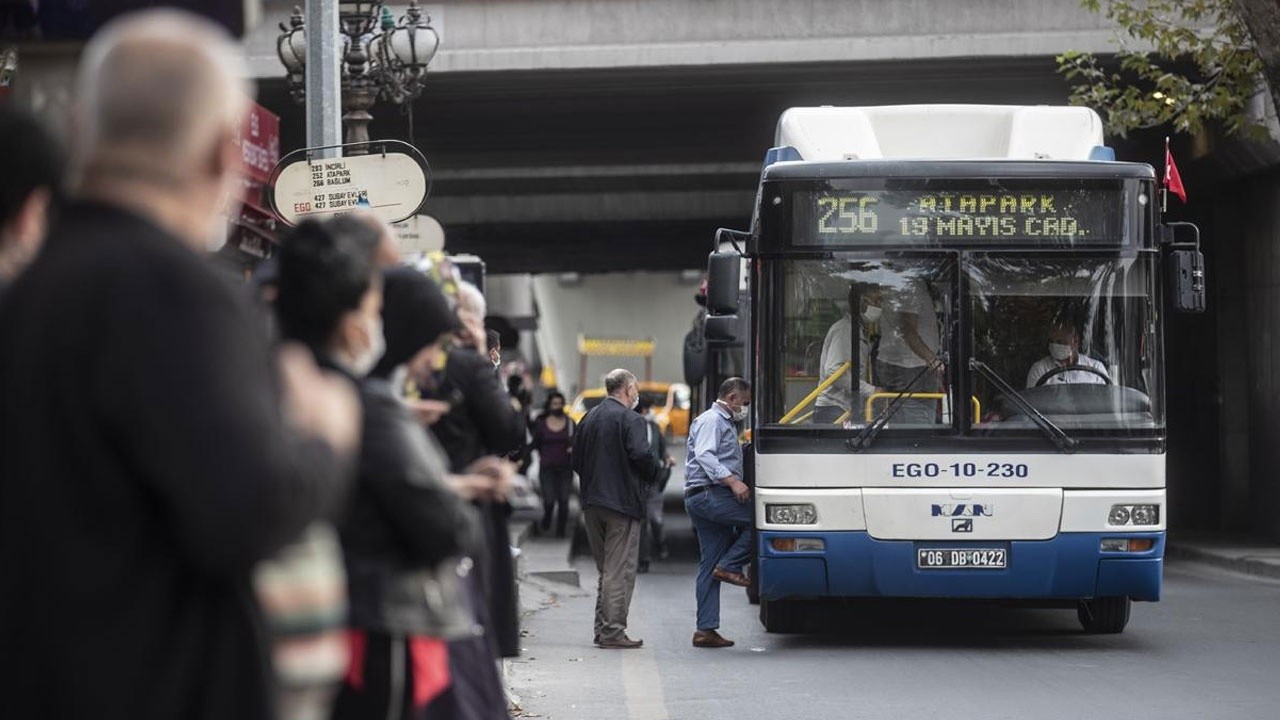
{"left": 701, "top": 105, "right": 1204, "bottom": 634}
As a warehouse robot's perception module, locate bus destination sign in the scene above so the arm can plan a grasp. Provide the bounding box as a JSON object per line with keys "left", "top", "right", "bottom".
{"left": 794, "top": 185, "right": 1125, "bottom": 246}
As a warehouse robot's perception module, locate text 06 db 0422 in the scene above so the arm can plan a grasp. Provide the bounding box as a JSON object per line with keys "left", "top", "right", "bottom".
{"left": 917, "top": 548, "right": 1009, "bottom": 569}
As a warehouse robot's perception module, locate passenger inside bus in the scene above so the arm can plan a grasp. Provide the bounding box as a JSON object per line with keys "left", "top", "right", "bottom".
{"left": 813, "top": 284, "right": 881, "bottom": 424}
{"left": 875, "top": 275, "right": 943, "bottom": 425}
{"left": 1025, "top": 321, "right": 1110, "bottom": 388}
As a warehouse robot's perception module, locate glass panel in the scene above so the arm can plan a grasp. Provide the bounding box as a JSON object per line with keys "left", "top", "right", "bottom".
{"left": 790, "top": 178, "right": 1127, "bottom": 248}
{"left": 967, "top": 254, "right": 1163, "bottom": 433}
{"left": 769, "top": 256, "right": 957, "bottom": 430}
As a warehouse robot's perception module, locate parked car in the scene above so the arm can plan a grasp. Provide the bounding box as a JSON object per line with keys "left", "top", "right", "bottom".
{"left": 570, "top": 382, "right": 691, "bottom": 438}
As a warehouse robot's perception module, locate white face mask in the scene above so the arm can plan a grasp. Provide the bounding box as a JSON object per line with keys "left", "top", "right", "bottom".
{"left": 629, "top": 389, "right": 640, "bottom": 410}
{"left": 861, "top": 305, "right": 883, "bottom": 324}
{"left": 205, "top": 214, "right": 229, "bottom": 253}
{"left": 351, "top": 314, "right": 386, "bottom": 377}
{"left": 1049, "top": 342, "right": 1072, "bottom": 362}
{"left": 719, "top": 399, "right": 748, "bottom": 423}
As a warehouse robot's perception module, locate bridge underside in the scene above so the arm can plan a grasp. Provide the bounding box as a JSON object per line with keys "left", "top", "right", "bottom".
{"left": 259, "top": 56, "right": 1084, "bottom": 274}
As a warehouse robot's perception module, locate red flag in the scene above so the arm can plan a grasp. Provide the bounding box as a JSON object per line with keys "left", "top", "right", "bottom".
{"left": 1164, "top": 137, "right": 1186, "bottom": 203}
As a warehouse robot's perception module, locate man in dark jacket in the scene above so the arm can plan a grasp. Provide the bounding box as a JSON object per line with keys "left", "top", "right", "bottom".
{"left": 572, "top": 368, "right": 669, "bottom": 649}
{"left": 0, "top": 12, "right": 359, "bottom": 720}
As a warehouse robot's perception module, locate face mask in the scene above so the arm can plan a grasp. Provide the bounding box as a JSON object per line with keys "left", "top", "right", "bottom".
{"left": 861, "top": 305, "right": 883, "bottom": 324}
{"left": 550, "top": 407, "right": 564, "bottom": 417}
{"left": 629, "top": 391, "right": 640, "bottom": 410}
{"left": 205, "top": 214, "right": 229, "bottom": 253}
{"left": 1049, "top": 342, "right": 1072, "bottom": 362}
{"left": 720, "top": 399, "right": 748, "bottom": 423}
{"left": 351, "top": 314, "right": 386, "bottom": 377}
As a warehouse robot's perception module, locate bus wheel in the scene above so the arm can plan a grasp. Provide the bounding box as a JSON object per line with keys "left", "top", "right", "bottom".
{"left": 746, "top": 557, "right": 760, "bottom": 605}
{"left": 1077, "top": 596, "right": 1131, "bottom": 634}
{"left": 760, "top": 598, "right": 803, "bottom": 634}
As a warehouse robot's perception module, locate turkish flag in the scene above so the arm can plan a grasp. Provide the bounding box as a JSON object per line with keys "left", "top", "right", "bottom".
{"left": 1165, "top": 138, "right": 1187, "bottom": 203}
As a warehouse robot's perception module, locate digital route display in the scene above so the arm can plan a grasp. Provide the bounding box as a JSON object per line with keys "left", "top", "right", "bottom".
{"left": 792, "top": 183, "right": 1126, "bottom": 247}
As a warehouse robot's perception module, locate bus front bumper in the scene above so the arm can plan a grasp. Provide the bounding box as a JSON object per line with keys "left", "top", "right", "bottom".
{"left": 757, "top": 531, "right": 1164, "bottom": 602}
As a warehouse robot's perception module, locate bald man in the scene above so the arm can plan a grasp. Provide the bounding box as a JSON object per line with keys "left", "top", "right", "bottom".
{"left": 0, "top": 11, "right": 359, "bottom": 720}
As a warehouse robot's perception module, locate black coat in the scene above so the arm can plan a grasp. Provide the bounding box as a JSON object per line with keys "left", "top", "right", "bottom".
{"left": 425, "top": 347, "right": 524, "bottom": 473}
{"left": 340, "top": 373, "right": 478, "bottom": 635}
{"left": 572, "top": 397, "right": 663, "bottom": 519}
{"left": 0, "top": 201, "right": 349, "bottom": 720}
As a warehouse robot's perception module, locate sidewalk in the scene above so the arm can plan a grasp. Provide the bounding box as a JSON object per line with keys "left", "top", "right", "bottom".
{"left": 1165, "top": 534, "right": 1280, "bottom": 581}
{"left": 505, "top": 521, "right": 587, "bottom": 717}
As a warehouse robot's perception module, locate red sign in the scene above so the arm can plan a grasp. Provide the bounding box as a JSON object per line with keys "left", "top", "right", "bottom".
{"left": 238, "top": 100, "right": 280, "bottom": 184}
{"left": 232, "top": 100, "right": 282, "bottom": 252}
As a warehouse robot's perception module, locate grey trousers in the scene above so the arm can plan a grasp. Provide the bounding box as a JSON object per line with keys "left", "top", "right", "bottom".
{"left": 583, "top": 505, "right": 641, "bottom": 642}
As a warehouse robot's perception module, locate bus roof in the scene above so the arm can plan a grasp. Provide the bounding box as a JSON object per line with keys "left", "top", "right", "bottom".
{"left": 761, "top": 159, "right": 1155, "bottom": 183}
{"left": 773, "top": 105, "right": 1109, "bottom": 163}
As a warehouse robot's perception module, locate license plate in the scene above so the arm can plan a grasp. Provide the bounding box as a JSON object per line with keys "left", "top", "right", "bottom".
{"left": 916, "top": 548, "right": 1008, "bottom": 569}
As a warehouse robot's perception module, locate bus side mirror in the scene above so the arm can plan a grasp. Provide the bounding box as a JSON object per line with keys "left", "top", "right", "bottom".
{"left": 705, "top": 314, "right": 740, "bottom": 343}
{"left": 706, "top": 252, "right": 740, "bottom": 315}
{"left": 1165, "top": 248, "right": 1206, "bottom": 313}
{"left": 1161, "top": 222, "right": 1205, "bottom": 313}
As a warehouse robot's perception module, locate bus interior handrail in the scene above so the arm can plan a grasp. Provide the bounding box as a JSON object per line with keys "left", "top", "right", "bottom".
{"left": 779, "top": 362, "right": 850, "bottom": 424}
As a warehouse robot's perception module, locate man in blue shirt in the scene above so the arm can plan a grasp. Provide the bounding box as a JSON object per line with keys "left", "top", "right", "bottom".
{"left": 684, "top": 377, "right": 753, "bottom": 648}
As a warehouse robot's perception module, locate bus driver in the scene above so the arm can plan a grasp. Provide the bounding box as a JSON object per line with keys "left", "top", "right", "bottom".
{"left": 1025, "top": 322, "right": 1109, "bottom": 388}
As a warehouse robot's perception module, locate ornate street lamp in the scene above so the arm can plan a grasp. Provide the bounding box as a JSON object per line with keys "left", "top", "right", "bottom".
{"left": 277, "top": 1, "right": 440, "bottom": 148}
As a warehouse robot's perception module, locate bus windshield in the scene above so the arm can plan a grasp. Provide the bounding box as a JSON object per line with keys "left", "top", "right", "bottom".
{"left": 763, "top": 252, "right": 1162, "bottom": 438}
{"left": 968, "top": 254, "right": 1163, "bottom": 434}
{"left": 768, "top": 255, "right": 957, "bottom": 431}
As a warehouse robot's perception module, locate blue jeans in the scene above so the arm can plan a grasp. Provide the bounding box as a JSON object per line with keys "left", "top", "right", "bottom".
{"left": 685, "top": 485, "right": 754, "bottom": 631}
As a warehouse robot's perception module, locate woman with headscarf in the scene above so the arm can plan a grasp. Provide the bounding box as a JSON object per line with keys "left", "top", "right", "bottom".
{"left": 370, "top": 266, "right": 513, "bottom": 720}
{"left": 376, "top": 273, "right": 525, "bottom": 662}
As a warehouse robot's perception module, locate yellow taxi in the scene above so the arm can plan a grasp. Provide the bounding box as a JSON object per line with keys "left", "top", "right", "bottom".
{"left": 569, "top": 382, "right": 691, "bottom": 439}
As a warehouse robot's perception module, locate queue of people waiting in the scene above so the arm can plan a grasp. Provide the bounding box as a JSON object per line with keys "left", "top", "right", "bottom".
{"left": 0, "top": 9, "right": 526, "bottom": 720}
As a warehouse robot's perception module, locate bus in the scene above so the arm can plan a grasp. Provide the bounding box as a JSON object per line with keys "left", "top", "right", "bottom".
{"left": 701, "top": 105, "right": 1204, "bottom": 634}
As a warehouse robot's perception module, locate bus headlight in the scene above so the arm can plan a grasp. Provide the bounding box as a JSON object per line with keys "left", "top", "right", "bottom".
{"left": 1108, "top": 504, "right": 1160, "bottom": 526}
{"left": 1129, "top": 504, "right": 1160, "bottom": 526}
{"left": 766, "top": 504, "right": 818, "bottom": 525}
{"left": 1107, "top": 505, "right": 1130, "bottom": 525}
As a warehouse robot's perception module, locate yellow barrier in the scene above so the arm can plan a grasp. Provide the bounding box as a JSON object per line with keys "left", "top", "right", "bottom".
{"left": 577, "top": 336, "right": 656, "bottom": 357}
{"left": 779, "top": 362, "right": 850, "bottom": 425}
{"left": 863, "top": 393, "right": 982, "bottom": 423}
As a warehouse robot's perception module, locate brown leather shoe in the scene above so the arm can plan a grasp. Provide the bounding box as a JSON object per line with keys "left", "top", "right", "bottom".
{"left": 713, "top": 567, "right": 750, "bottom": 587}
{"left": 692, "top": 630, "right": 735, "bottom": 648}
{"left": 596, "top": 635, "right": 644, "bottom": 649}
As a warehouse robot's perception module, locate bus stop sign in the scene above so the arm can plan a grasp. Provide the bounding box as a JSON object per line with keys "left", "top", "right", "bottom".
{"left": 265, "top": 140, "right": 431, "bottom": 226}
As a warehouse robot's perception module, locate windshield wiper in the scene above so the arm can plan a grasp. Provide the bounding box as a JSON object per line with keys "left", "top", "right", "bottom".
{"left": 847, "top": 353, "right": 946, "bottom": 452}
{"left": 969, "top": 358, "right": 1078, "bottom": 453}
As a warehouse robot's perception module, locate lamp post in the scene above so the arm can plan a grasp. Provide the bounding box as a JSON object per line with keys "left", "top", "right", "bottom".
{"left": 277, "top": 1, "right": 439, "bottom": 153}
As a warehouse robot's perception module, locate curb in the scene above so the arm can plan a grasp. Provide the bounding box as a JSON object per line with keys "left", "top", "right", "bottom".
{"left": 1165, "top": 543, "right": 1280, "bottom": 581}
